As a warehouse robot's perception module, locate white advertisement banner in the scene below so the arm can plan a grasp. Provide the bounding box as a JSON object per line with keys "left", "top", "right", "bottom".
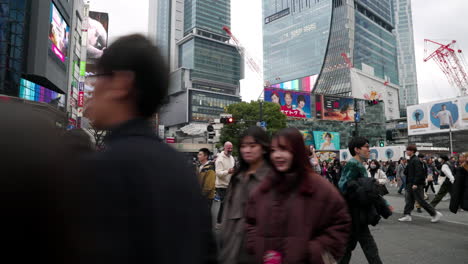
{"left": 340, "top": 146, "right": 406, "bottom": 162}
{"left": 407, "top": 96, "right": 468, "bottom": 136}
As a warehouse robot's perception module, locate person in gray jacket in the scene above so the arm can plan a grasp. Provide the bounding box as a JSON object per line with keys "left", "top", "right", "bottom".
{"left": 219, "top": 127, "right": 272, "bottom": 264}
{"left": 397, "top": 158, "right": 407, "bottom": 194}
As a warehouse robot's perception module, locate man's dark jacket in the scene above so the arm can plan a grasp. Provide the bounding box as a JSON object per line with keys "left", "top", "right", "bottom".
{"left": 344, "top": 177, "right": 392, "bottom": 232}
{"left": 406, "top": 155, "right": 426, "bottom": 186}
{"left": 80, "top": 119, "right": 216, "bottom": 264}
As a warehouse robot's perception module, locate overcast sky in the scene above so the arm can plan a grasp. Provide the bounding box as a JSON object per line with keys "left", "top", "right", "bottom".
{"left": 90, "top": 0, "right": 468, "bottom": 104}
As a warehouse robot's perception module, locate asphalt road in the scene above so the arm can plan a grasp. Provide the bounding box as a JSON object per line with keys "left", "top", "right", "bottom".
{"left": 350, "top": 186, "right": 468, "bottom": 264}
{"left": 211, "top": 185, "right": 468, "bottom": 263}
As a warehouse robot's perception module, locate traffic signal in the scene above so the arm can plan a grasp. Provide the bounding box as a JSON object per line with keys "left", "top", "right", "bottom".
{"left": 379, "top": 139, "right": 385, "bottom": 147}
{"left": 220, "top": 117, "right": 235, "bottom": 124}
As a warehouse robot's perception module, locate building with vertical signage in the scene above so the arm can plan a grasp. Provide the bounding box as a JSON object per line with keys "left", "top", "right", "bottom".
{"left": 149, "top": 0, "right": 242, "bottom": 143}
{"left": 392, "top": 0, "right": 418, "bottom": 117}
{"left": 0, "top": 0, "right": 86, "bottom": 126}
{"left": 262, "top": 0, "right": 401, "bottom": 120}
{"left": 67, "top": 0, "right": 87, "bottom": 127}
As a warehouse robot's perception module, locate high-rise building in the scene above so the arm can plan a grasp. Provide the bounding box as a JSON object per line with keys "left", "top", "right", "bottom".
{"left": 263, "top": 0, "right": 401, "bottom": 120}
{"left": 392, "top": 0, "right": 418, "bottom": 117}
{"left": 0, "top": 0, "right": 86, "bottom": 125}
{"left": 149, "top": 0, "right": 242, "bottom": 139}
{"left": 67, "top": 0, "right": 87, "bottom": 127}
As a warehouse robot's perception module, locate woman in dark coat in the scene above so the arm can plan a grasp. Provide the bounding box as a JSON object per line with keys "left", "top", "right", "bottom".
{"left": 450, "top": 152, "right": 468, "bottom": 213}
{"left": 245, "top": 128, "right": 351, "bottom": 264}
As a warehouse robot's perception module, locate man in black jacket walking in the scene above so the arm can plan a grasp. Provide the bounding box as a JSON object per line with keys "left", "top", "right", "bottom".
{"left": 80, "top": 34, "right": 215, "bottom": 264}
{"left": 398, "top": 145, "right": 442, "bottom": 223}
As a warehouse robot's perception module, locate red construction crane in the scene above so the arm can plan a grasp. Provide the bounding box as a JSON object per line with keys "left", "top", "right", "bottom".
{"left": 223, "top": 26, "right": 268, "bottom": 100}
{"left": 424, "top": 39, "right": 468, "bottom": 95}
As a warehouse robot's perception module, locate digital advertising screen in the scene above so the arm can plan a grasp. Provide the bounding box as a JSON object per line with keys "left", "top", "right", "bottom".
{"left": 407, "top": 96, "right": 468, "bottom": 136}
{"left": 313, "top": 131, "right": 340, "bottom": 151}
{"left": 48, "top": 3, "right": 70, "bottom": 63}
{"left": 264, "top": 87, "right": 311, "bottom": 118}
{"left": 87, "top": 11, "right": 109, "bottom": 62}
{"left": 316, "top": 95, "right": 355, "bottom": 122}
{"left": 19, "top": 78, "right": 64, "bottom": 106}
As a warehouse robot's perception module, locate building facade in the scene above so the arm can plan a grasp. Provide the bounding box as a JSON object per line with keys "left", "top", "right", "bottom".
{"left": 150, "top": 0, "right": 242, "bottom": 140}
{"left": 263, "top": 0, "right": 401, "bottom": 121}
{"left": 392, "top": 0, "right": 418, "bottom": 117}
{"left": 0, "top": 0, "right": 86, "bottom": 126}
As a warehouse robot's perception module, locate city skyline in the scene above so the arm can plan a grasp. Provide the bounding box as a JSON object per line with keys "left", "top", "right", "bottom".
{"left": 90, "top": 0, "right": 468, "bottom": 104}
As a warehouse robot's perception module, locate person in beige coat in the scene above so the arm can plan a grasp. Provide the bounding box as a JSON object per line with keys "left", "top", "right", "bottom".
{"left": 216, "top": 141, "right": 235, "bottom": 225}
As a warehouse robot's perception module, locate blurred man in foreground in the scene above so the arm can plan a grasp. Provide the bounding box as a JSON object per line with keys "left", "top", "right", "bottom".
{"left": 81, "top": 34, "right": 215, "bottom": 264}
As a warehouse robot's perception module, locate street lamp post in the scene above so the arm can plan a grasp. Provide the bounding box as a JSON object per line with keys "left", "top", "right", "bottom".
{"left": 449, "top": 127, "right": 454, "bottom": 156}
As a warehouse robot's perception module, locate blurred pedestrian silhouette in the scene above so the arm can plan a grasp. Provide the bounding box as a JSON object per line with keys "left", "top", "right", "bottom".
{"left": 79, "top": 34, "right": 215, "bottom": 264}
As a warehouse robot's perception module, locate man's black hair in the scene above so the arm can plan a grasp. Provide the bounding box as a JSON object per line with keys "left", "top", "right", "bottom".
{"left": 199, "top": 148, "right": 210, "bottom": 158}
{"left": 348, "top": 136, "right": 369, "bottom": 156}
{"left": 97, "top": 34, "right": 169, "bottom": 118}
{"left": 440, "top": 155, "right": 449, "bottom": 162}
{"left": 297, "top": 95, "right": 306, "bottom": 104}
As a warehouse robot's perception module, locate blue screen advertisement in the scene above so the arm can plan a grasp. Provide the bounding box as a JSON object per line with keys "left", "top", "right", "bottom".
{"left": 313, "top": 131, "right": 340, "bottom": 151}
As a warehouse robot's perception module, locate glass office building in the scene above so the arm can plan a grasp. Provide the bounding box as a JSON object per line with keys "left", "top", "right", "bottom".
{"left": 154, "top": 0, "right": 171, "bottom": 59}
{"left": 179, "top": 36, "right": 241, "bottom": 88}
{"left": 264, "top": 0, "right": 400, "bottom": 98}
{"left": 263, "top": 0, "right": 332, "bottom": 86}
{"left": 184, "top": 0, "right": 230, "bottom": 36}
{"left": 393, "top": 0, "right": 418, "bottom": 116}
{"left": 157, "top": 0, "right": 242, "bottom": 126}
{"left": 354, "top": 0, "right": 398, "bottom": 84}
{"left": 0, "top": 0, "right": 29, "bottom": 97}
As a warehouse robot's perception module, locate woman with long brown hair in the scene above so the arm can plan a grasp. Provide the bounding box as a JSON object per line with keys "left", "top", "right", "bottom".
{"left": 450, "top": 152, "right": 468, "bottom": 213}
{"left": 245, "top": 128, "right": 351, "bottom": 264}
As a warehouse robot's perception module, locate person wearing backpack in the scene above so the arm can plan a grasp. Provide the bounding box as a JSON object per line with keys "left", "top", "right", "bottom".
{"left": 430, "top": 155, "right": 456, "bottom": 208}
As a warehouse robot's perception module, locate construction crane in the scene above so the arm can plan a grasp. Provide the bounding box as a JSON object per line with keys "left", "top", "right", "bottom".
{"left": 424, "top": 39, "right": 468, "bottom": 96}
{"left": 223, "top": 26, "right": 268, "bottom": 124}
{"left": 222, "top": 26, "right": 263, "bottom": 80}
{"left": 222, "top": 26, "right": 268, "bottom": 99}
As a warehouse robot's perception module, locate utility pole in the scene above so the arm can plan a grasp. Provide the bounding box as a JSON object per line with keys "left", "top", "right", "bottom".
{"left": 354, "top": 100, "right": 359, "bottom": 137}
{"left": 449, "top": 127, "right": 454, "bottom": 156}
{"left": 259, "top": 101, "right": 263, "bottom": 123}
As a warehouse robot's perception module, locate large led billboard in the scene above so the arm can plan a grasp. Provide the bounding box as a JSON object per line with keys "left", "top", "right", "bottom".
{"left": 48, "top": 3, "right": 69, "bottom": 63}
{"left": 264, "top": 87, "right": 311, "bottom": 118}
{"left": 313, "top": 131, "right": 340, "bottom": 151}
{"left": 407, "top": 96, "right": 468, "bottom": 136}
{"left": 19, "top": 78, "right": 64, "bottom": 106}
{"left": 87, "top": 11, "right": 109, "bottom": 62}
{"left": 269, "top": 74, "right": 318, "bottom": 92}
{"left": 315, "top": 95, "right": 355, "bottom": 122}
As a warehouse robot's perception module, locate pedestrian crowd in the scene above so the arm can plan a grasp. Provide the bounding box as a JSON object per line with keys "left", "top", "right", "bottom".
{"left": 2, "top": 34, "right": 468, "bottom": 264}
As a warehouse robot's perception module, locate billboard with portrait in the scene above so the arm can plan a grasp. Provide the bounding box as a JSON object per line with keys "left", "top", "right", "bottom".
{"left": 407, "top": 96, "right": 468, "bottom": 136}
{"left": 316, "top": 95, "right": 355, "bottom": 122}
{"left": 407, "top": 104, "right": 429, "bottom": 135}
{"left": 87, "top": 11, "right": 109, "bottom": 62}
{"left": 340, "top": 149, "right": 352, "bottom": 162}
{"left": 264, "top": 87, "right": 311, "bottom": 118}
{"left": 48, "top": 3, "right": 70, "bottom": 63}
{"left": 459, "top": 97, "right": 468, "bottom": 126}
{"left": 313, "top": 131, "right": 340, "bottom": 151}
